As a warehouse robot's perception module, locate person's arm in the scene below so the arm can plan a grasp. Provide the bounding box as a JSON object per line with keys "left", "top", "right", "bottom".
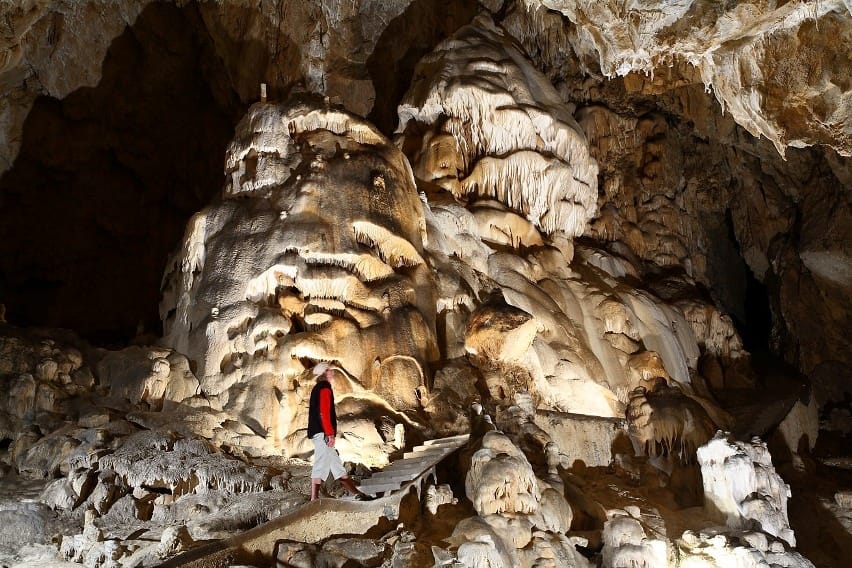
{"left": 319, "top": 388, "right": 336, "bottom": 446}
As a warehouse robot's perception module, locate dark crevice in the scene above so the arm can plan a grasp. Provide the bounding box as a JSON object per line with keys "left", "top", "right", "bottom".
{"left": 722, "top": 208, "right": 773, "bottom": 355}
{"left": 0, "top": 2, "right": 245, "bottom": 345}
{"left": 740, "top": 261, "right": 773, "bottom": 354}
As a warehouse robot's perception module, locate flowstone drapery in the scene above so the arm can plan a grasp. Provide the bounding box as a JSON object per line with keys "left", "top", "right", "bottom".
{"left": 397, "top": 14, "right": 599, "bottom": 238}
{"left": 160, "top": 97, "right": 439, "bottom": 458}
{"left": 0, "top": 3, "right": 846, "bottom": 566}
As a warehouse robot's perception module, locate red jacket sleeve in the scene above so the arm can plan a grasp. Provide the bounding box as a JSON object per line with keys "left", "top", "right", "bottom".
{"left": 319, "top": 388, "right": 335, "bottom": 435}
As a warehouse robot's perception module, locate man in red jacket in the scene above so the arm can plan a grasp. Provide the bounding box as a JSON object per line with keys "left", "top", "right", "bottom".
{"left": 308, "top": 362, "right": 375, "bottom": 501}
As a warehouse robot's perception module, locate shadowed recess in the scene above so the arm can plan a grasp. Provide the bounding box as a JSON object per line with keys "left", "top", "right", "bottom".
{"left": 366, "top": 0, "right": 479, "bottom": 135}
{"left": 0, "top": 2, "right": 243, "bottom": 344}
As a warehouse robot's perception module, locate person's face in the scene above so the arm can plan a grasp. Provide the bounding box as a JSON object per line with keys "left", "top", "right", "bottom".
{"left": 324, "top": 368, "right": 335, "bottom": 383}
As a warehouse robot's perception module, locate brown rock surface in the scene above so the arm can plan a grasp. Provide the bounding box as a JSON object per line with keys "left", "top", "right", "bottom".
{"left": 0, "top": 2, "right": 849, "bottom": 567}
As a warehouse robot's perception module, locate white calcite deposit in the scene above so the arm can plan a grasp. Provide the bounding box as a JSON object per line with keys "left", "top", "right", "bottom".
{"left": 677, "top": 529, "right": 814, "bottom": 568}
{"left": 602, "top": 510, "right": 670, "bottom": 568}
{"left": 1, "top": 3, "right": 846, "bottom": 566}
{"left": 449, "top": 430, "right": 590, "bottom": 568}
{"left": 466, "top": 431, "right": 541, "bottom": 516}
{"left": 697, "top": 433, "right": 796, "bottom": 547}
{"left": 397, "top": 13, "right": 599, "bottom": 237}
{"left": 516, "top": 0, "right": 851, "bottom": 158}
{"left": 422, "top": 182, "right": 725, "bottom": 424}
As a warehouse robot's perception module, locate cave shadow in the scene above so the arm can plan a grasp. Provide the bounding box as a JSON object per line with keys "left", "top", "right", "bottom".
{"left": 0, "top": 2, "right": 248, "bottom": 345}
{"left": 366, "top": 0, "right": 480, "bottom": 135}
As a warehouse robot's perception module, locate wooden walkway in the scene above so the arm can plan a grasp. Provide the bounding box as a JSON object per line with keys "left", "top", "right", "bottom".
{"left": 357, "top": 434, "right": 469, "bottom": 497}
{"left": 160, "top": 434, "right": 469, "bottom": 567}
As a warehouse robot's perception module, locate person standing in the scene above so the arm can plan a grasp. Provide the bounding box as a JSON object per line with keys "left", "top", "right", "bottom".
{"left": 307, "top": 362, "right": 375, "bottom": 501}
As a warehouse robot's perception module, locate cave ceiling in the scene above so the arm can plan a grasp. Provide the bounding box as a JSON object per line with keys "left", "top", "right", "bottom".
{"left": 0, "top": 0, "right": 849, "bottom": 376}
{"left": 0, "top": 2, "right": 850, "bottom": 566}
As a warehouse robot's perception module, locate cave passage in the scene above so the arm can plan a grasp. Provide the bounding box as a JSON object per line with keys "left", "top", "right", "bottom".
{"left": 0, "top": 2, "right": 244, "bottom": 345}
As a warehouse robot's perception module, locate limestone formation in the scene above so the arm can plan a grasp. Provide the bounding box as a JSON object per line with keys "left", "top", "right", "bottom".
{"left": 697, "top": 433, "right": 797, "bottom": 547}
{"left": 626, "top": 379, "right": 718, "bottom": 465}
{"left": 0, "top": 1, "right": 848, "bottom": 567}
{"left": 466, "top": 431, "right": 541, "bottom": 516}
{"left": 602, "top": 510, "right": 669, "bottom": 568}
{"left": 677, "top": 529, "right": 814, "bottom": 568}
{"left": 160, "top": 96, "right": 439, "bottom": 459}
{"left": 446, "top": 427, "right": 593, "bottom": 568}
{"left": 398, "top": 13, "right": 599, "bottom": 237}
{"left": 421, "top": 175, "right": 724, "bottom": 422}
{"left": 513, "top": 0, "right": 851, "bottom": 158}
{"left": 96, "top": 347, "right": 200, "bottom": 410}
{"left": 424, "top": 483, "right": 457, "bottom": 516}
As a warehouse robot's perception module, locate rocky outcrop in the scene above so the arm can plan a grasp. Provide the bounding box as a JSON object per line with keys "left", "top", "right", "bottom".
{"left": 0, "top": 1, "right": 848, "bottom": 382}
{"left": 510, "top": 0, "right": 851, "bottom": 158}
{"left": 697, "top": 433, "right": 796, "bottom": 546}
{"left": 398, "top": 14, "right": 599, "bottom": 237}
{"left": 160, "top": 97, "right": 438, "bottom": 459}
{"left": 0, "top": 2, "right": 849, "bottom": 567}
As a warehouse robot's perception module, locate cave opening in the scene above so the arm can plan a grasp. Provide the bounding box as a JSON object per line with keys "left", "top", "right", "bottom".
{"left": 0, "top": 2, "right": 245, "bottom": 346}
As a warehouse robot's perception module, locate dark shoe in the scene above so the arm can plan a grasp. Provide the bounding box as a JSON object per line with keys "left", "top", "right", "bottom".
{"left": 355, "top": 493, "right": 376, "bottom": 501}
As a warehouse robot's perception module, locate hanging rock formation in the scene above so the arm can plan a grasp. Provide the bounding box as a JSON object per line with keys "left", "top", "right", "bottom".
{"left": 398, "top": 13, "right": 599, "bottom": 237}
{"left": 0, "top": 1, "right": 849, "bottom": 567}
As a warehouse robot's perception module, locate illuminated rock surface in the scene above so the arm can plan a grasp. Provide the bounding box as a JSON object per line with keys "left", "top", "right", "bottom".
{"left": 159, "top": 97, "right": 438, "bottom": 461}
{"left": 0, "top": 2, "right": 849, "bottom": 567}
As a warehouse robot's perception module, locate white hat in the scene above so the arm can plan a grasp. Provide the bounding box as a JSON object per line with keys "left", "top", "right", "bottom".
{"left": 312, "top": 362, "right": 330, "bottom": 376}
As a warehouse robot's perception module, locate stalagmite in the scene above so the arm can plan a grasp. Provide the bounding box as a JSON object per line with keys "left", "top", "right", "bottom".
{"left": 160, "top": 96, "right": 440, "bottom": 458}
{"left": 697, "top": 433, "right": 797, "bottom": 547}
{"left": 0, "top": 2, "right": 846, "bottom": 567}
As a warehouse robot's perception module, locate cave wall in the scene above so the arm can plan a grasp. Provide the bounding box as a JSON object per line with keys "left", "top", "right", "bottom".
{"left": 0, "top": 3, "right": 849, "bottom": 566}
{"left": 0, "top": 3, "right": 241, "bottom": 342}
{"left": 497, "top": 0, "right": 851, "bottom": 374}
{"left": 0, "top": 0, "right": 848, "bottom": 377}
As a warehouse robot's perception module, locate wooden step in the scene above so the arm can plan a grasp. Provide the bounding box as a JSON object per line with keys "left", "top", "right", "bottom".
{"left": 381, "top": 461, "right": 436, "bottom": 473}
{"left": 356, "top": 481, "right": 405, "bottom": 495}
{"left": 423, "top": 434, "right": 469, "bottom": 446}
{"left": 360, "top": 465, "right": 436, "bottom": 485}
{"left": 403, "top": 447, "right": 449, "bottom": 459}
{"left": 361, "top": 435, "right": 470, "bottom": 496}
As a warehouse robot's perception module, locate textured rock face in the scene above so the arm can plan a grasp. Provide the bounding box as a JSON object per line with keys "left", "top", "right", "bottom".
{"left": 0, "top": 0, "right": 430, "bottom": 174}
{"left": 500, "top": 0, "right": 852, "bottom": 376}
{"left": 625, "top": 380, "right": 718, "bottom": 465}
{"left": 422, "top": 186, "right": 721, "bottom": 420}
{"left": 160, "top": 97, "right": 438, "bottom": 456}
{"left": 0, "top": 0, "right": 849, "bottom": 381}
{"left": 451, "top": 430, "right": 589, "bottom": 568}
{"left": 2, "top": 1, "right": 845, "bottom": 172}
{"left": 697, "top": 433, "right": 796, "bottom": 546}
{"left": 398, "top": 14, "right": 599, "bottom": 237}
{"left": 517, "top": 0, "right": 851, "bottom": 158}
{"left": 400, "top": 16, "right": 733, "bottom": 424}
{"left": 0, "top": 1, "right": 849, "bottom": 567}
{"left": 466, "top": 431, "right": 541, "bottom": 516}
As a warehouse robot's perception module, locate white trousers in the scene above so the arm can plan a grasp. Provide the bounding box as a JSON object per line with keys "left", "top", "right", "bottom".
{"left": 311, "top": 433, "right": 347, "bottom": 480}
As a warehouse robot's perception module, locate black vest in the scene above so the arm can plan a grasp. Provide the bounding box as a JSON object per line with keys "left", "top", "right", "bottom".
{"left": 307, "top": 381, "right": 337, "bottom": 437}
